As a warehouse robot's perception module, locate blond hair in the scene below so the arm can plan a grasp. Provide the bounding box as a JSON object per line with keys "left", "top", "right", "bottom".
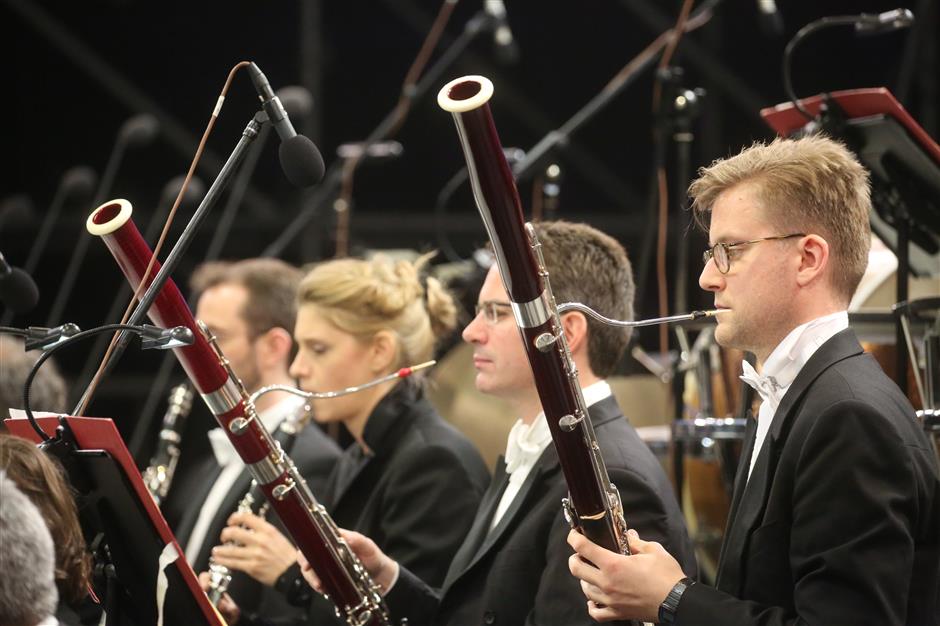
{"left": 689, "top": 135, "right": 871, "bottom": 302}
{"left": 297, "top": 253, "right": 457, "bottom": 370}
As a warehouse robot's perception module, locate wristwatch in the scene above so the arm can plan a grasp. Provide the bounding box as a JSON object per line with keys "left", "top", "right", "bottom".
{"left": 658, "top": 576, "right": 695, "bottom": 624}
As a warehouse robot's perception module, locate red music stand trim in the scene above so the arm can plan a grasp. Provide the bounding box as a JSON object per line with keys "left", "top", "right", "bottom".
{"left": 760, "top": 87, "right": 940, "bottom": 165}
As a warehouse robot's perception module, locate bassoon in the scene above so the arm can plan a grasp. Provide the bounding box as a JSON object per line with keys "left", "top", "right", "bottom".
{"left": 438, "top": 75, "right": 639, "bottom": 590}
{"left": 87, "top": 199, "right": 390, "bottom": 626}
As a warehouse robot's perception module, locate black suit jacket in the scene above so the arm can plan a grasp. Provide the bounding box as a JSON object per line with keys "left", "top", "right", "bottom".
{"left": 677, "top": 329, "right": 940, "bottom": 626}
{"left": 167, "top": 411, "right": 341, "bottom": 623}
{"left": 386, "top": 395, "right": 697, "bottom": 626}
{"left": 287, "top": 382, "right": 491, "bottom": 626}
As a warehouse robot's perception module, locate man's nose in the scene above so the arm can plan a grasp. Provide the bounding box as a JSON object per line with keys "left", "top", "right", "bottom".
{"left": 462, "top": 312, "right": 486, "bottom": 344}
{"left": 699, "top": 257, "right": 724, "bottom": 293}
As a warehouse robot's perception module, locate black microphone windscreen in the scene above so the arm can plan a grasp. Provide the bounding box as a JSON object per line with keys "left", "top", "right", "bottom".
{"left": 120, "top": 113, "right": 160, "bottom": 148}
{"left": 0, "top": 194, "right": 34, "bottom": 228}
{"left": 161, "top": 175, "right": 206, "bottom": 208}
{"left": 0, "top": 267, "right": 39, "bottom": 314}
{"left": 276, "top": 86, "right": 314, "bottom": 121}
{"left": 61, "top": 166, "right": 98, "bottom": 200}
{"left": 279, "top": 135, "right": 325, "bottom": 188}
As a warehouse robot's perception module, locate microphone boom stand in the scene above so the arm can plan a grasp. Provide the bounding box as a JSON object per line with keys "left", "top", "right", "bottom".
{"left": 262, "top": 11, "right": 498, "bottom": 257}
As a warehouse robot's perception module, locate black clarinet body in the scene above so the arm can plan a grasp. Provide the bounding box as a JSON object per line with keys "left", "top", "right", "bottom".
{"left": 142, "top": 382, "right": 195, "bottom": 504}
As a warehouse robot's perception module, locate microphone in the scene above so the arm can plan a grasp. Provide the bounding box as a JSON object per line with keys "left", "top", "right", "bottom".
{"left": 756, "top": 0, "right": 784, "bottom": 37}
{"left": 247, "top": 63, "right": 325, "bottom": 187}
{"left": 119, "top": 113, "right": 160, "bottom": 149}
{"left": 46, "top": 114, "right": 160, "bottom": 326}
{"left": 855, "top": 8, "right": 915, "bottom": 35}
{"left": 336, "top": 140, "right": 404, "bottom": 160}
{"left": 276, "top": 85, "right": 314, "bottom": 122}
{"left": 0, "top": 194, "right": 34, "bottom": 230}
{"left": 23, "top": 166, "right": 97, "bottom": 276}
{"left": 0, "top": 251, "right": 40, "bottom": 315}
{"left": 484, "top": 0, "right": 520, "bottom": 64}
{"left": 0, "top": 167, "right": 96, "bottom": 327}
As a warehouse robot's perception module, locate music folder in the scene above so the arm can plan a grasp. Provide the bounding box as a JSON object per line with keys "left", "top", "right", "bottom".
{"left": 5, "top": 414, "right": 226, "bottom": 626}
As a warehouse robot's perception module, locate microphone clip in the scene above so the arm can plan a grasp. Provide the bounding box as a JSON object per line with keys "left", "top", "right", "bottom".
{"left": 138, "top": 325, "right": 195, "bottom": 351}
{"left": 25, "top": 323, "right": 82, "bottom": 352}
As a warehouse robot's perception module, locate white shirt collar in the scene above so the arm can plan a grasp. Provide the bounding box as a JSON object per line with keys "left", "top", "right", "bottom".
{"left": 504, "top": 380, "right": 612, "bottom": 476}
{"left": 760, "top": 310, "right": 849, "bottom": 394}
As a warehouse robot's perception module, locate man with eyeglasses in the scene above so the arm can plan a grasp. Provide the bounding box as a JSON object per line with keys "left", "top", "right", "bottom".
{"left": 568, "top": 135, "right": 940, "bottom": 625}
{"left": 299, "top": 220, "right": 696, "bottom": 625}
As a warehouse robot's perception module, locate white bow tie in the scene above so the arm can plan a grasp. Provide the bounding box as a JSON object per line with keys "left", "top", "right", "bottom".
{"left": 504, "top": 419, "right": 551, "bottom": 480}
{"left": 208, "top": 428, "right": 242, "bottom": 468}
{"left": 740, "top": 360, "right": 783, "bottom": 406}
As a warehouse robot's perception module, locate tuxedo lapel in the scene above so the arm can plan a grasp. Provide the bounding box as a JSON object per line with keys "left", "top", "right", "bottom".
{"left": 443, "top": 448, "right": 558, "bottom": 591}
{"left": 174, "top": 461, "right": 223, "bottom": 548}
{"left": 714, "top": 329, "right": 864, "bottom": 594}
{"left": 442, "top": 398, "right": 616, "bottom": 592}
{"left": 714, "top": 425, "right": 772, "bottom": 594}
{"left": 443, "top": 458, "right": 510, "bottom": 589}
{"left": 193, "top": 469, "right": 256, "bottom": 571}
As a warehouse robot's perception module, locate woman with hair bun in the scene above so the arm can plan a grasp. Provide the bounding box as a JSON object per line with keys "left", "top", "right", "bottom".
{"left": 206, "top": 253, "right": 490, "bottom": 626}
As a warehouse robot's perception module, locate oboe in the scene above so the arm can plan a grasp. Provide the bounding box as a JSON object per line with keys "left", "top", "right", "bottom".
{"left": 87, "top": 199, "right": 390, "bottom": 626}
{"left": 142, "top": 382, "right": 194, "bottom": 504}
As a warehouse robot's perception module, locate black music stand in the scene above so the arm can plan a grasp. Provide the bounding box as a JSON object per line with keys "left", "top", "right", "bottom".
{"left": 761, "top": 88, "right": 940, "bottom": 388}
{"left": 5, "top": 415, "right": 225, "bottom": 626}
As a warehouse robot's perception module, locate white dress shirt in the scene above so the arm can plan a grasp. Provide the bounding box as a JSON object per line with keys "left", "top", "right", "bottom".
{"left": 742, "top": 311, "right": 849, "bottom": 480}
{"left": 184, "top": 395, "right": 306, "bottom": 564}
{"left": 489, "top": 380, "right": 613, "bottom": 531}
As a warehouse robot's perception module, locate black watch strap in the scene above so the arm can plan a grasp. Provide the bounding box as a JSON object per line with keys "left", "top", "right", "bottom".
{"left": 658, "top": 576, "right": 695, "bottom": 624}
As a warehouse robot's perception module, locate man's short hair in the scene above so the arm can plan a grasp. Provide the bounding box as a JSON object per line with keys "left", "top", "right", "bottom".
{"left": 0, "top": 336, "right": 67, "bottom": 425}
{"left": 190, "top": 258, "right": 303, "bottom": 341}
{"left": 0, "top": 470, "right": 58, "bottom": 626}
{"left": 689, "top": 135, "right": 872, "bottom": 302}
{"left": 532, "top": 221, "right": 635, "bottom": 377}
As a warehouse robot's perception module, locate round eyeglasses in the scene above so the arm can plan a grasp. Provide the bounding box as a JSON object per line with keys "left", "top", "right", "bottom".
{"left": 703, "top": 233, "right": 805, "bottom": 274}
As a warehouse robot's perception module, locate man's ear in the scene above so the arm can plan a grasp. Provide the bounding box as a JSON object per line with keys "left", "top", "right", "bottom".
{"left": 256, "top": 327, "right": 294, "bottom": 369}
{"left": 560, "top": 311, "right": 589, "bottom": 355}
{"left": 795, "top": 234, "right": 829, "bottom": 288}
{"left": 368, "top": 330, "right": 398, "bottom": 374}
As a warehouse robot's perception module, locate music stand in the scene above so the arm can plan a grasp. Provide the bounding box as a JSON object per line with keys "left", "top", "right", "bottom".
{"left": 761, "top": 88, "right": 940, "bottom": 388}
{"left": 5, "top": 415, "right": 225, "bottom": 626}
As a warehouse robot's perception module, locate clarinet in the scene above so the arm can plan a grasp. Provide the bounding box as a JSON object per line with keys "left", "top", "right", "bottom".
{"left": 142, "top": 382, "right": 194, "bottom": 504}
{"left": 87, "top": 199, "right": 390, "bottom": 626}
{"left": 438, "top": 77, "right": 639, "bottom": 609}
{"left": 206, "top": 399, "right": 306, "bottom": 606}
{"left": 206, "top": 479, "right": 272, "bottom": 606}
